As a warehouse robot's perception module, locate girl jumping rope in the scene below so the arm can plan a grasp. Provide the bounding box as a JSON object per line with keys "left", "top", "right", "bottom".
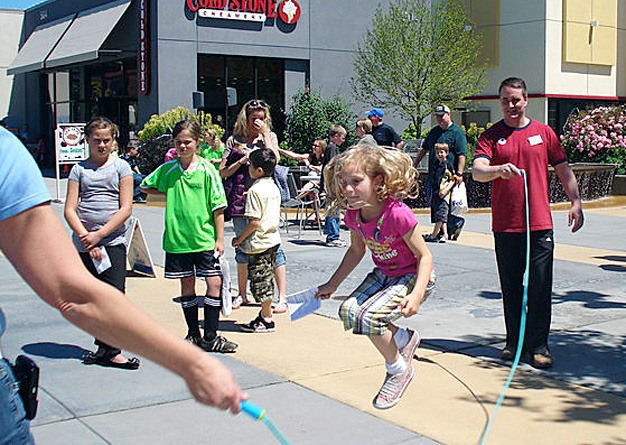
{"left": 316, "top": 144, "right": 434, "bottom": 409}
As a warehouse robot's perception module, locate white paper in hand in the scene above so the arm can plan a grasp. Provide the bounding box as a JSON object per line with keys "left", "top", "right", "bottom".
{"left": 287, "top": 287, "right": 320, "bottom": 321}
{"left": 92, "top": 246, "right": 112, "bottom": 274}
{"left": 218, "top": 256, "right": 232, "bottom": 316}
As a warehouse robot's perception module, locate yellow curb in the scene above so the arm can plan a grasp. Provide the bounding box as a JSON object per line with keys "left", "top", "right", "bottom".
{"left": 439, "top": 230, "right": 625, "bottom": 268}
{"left": 125, "top": 273, "right": 626, "bottom": 445}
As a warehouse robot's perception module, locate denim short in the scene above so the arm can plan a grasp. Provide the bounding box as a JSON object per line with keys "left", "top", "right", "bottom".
{"left": 0, "top": 359, "right": 34, "bottom": 445}
{"left": 232, "top": 217, "right": 286, "bottom": 267}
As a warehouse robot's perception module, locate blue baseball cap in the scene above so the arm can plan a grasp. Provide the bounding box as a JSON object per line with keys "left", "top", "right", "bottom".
{"left": 366, "top": 108, "right": 384, "bottom": 118}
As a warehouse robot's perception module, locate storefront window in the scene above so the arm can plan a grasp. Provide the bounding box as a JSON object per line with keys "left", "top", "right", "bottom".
{"left": 198, "top": 55, "right": 285, "bottom": 138}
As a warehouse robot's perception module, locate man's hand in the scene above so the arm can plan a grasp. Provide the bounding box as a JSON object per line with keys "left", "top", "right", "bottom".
{"left": 497, "top": 163, "right": 521, "bottom": 180}
{"left": 231, "top": 237, "right": 240, "bottom": 248}
{"left": 569, "top": 203, "right": 584, "bottom": 233}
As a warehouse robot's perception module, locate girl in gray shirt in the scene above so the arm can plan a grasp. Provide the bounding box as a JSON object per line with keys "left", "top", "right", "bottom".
{"left": 64, "top": 117, "right": 139, "bottom": 370}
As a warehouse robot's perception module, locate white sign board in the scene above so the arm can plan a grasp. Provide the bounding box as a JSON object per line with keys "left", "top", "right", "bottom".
{"left": 55, "top": 123, "right": 87, "bottom": 163}
{"left": 125, "top": 217, "right": 156, "bottom": 278}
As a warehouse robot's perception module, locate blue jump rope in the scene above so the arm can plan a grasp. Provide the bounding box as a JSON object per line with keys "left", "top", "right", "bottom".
{"left": 241, "top": 400, "right": 291, "bottom": 445}
{"left": 478, "top": 170, "right": 530, "bottom": 445}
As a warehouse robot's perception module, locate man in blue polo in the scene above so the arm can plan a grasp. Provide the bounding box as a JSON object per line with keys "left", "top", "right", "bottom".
{"left": 415, "top": 104, "right": 467, "bottom": 240}
{"left": 366, "top": 108, "right": 404, "bottom": 149}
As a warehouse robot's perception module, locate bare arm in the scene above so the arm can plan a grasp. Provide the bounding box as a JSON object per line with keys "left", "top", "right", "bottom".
{"left": 278, "top": 147, "right": 309, "bottom": 163}
{"left": 413, "top": 148, "right": 426, "bottom": 166}
{"left": 439, "top": 178, "right": 456, "bottom": 198}
{"left": 219, "top": 154, "right": 248, "bottom": 179}
{"left": 455, "top": 154, "right": 466, "bottom": 184}
{"left": 64, "top": 179, "right": 89, "bottom": 237}
{"left": 400, "top": 225, "right": 433, "bottom": 316}
{"left": 553, "top": 162, "right": 584, "bottom": 232}
{"left": 231, "top": 218, "right": 260, "bottom": 247}
{"left": 472, "top": 157, "right": 521, "bottom": 183}
{"left": 316, "top": 230, "right": 366, "bottom": 299}
{"left": 0, "top": 204, "right": 245, "bottom": 412}
{"left": 213, "top": 208, "right": 225, "bottom": 256}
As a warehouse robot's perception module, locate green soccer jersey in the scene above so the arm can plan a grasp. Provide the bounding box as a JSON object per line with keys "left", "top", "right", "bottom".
{"left": 141, "top": 157, "right": 227, "bottom": 253}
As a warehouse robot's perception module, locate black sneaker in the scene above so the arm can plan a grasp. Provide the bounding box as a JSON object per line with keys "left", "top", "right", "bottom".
{"left": 241, "top": 314, "right": 276, "bottom": 333}
{"left": 184, "top": 333, "right": 202, "bottom": 346}
{"left": 450, "top": 220, "right": 465, "bottom": 241}
{"left": 200, "top": 335, "right": 238, "bottom": 353}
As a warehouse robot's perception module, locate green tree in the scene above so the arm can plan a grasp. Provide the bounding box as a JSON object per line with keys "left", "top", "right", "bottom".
{"left": 284, "top": 89, "right": 355, "bottom": 154}
{"left": 351, "top": 0, "right": 486, "bottom": 136}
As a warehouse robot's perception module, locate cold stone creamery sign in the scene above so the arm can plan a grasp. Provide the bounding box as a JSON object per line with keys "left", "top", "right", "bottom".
{"left": 186, "top": 0, "right": 301, "bottom": 24}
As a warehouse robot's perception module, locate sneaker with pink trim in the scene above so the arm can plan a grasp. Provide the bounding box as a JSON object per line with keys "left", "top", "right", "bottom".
{"left": 373, "top": 364, "right": 415, "bottom": 410}
{"left": 399, "top": 329, "right": 420, "bottom": 363}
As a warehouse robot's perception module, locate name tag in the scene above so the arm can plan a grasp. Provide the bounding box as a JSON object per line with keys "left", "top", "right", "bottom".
{"left": 528, "top": 135, "right": 543, "bottom": 146}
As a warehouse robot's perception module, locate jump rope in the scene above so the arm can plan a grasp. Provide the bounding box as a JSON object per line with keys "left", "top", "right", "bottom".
{"left": 478, "top": 169, "right": 530, "bottom": 445}
{"left": 239, "top": 172, "right": 530, "bottom": 445}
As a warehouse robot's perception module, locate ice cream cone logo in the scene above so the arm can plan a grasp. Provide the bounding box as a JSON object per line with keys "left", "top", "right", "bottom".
{"left": 278, "top": 0, "right": 301, "bottom": 24}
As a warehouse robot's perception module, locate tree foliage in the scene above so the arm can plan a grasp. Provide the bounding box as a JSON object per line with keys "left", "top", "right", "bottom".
{"left": 351, "top": 0, "right": 486, "bottom": 135}
{"left": 284, "top": 89, "right": 355, "bottom": 153}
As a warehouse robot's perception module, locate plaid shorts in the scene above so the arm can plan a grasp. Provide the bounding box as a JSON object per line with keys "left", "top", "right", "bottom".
{"left": 339, "top": 268, "right": 416, "bottom": 336}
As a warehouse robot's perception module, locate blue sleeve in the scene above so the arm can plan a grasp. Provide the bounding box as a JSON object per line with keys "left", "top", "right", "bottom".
{"left": 0, "top": 128, "right": 51, "bottom": 221}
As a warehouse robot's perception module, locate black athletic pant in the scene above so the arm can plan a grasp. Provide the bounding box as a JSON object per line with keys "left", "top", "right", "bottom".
{"left": 494, "top": 230, "right": 554, "bottom": 355}
{"left": 79, "top": 244, "right": 127, "bottom": 356}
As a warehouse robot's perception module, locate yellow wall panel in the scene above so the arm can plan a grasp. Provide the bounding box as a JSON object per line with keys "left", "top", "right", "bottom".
{"left": 467, "top": 0, "right": 499, "bottom": 66}
{"left": 593, "top": 0, "right": 617, "bottom": 27}
{"left": 562, "top": 0, "right": 616, "bottom": 65}
{"left": 592, "top": 26, "right": 617, "bottom": 65}
{"left": 564, "top": 0, "right": 592, "bottom": 23}
{"left": 564, "top": 22, "right": 593, "bottom": 64}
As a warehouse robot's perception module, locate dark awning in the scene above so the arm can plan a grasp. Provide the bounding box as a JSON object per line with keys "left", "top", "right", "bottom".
{"left": 7, "top": 14, "right": 74, "bottom": 75}
{"left": 45, "top": 0, "right": 132, "bottom": 69}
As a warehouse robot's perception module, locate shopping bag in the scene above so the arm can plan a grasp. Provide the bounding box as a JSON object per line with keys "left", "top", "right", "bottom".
{"left": 450, "top": 182, "right": 468, "bottom": 216}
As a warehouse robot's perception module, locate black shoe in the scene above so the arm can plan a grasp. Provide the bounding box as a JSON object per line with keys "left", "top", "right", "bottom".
{"left": 501, "top": 347, "right": 514, "bottom": 361}
{"left": 185, "top": 333, "right": 202, "bottom": 346}
{"left": 241, "top": 313, "right": 276, "bottom": 333}
{"left": 200, "top": 335, "right": 238, "bottom": 353}
{"left": 450, "top": 220, "right": 465, "bottom": 241}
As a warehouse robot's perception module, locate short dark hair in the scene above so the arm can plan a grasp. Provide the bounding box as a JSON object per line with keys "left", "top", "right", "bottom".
{"left": 173, "top": 119, "right": 202, "bottom": 140}
{"left": 498, "top": 77, "right": 527, "bottom": 97}
{"left": 249, "top": 148, "right": 276, "bottom": 177}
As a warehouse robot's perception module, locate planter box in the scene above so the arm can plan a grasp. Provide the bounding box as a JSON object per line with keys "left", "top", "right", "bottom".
{"left": 406, "top": 163, "right": 617, "bottom": 209}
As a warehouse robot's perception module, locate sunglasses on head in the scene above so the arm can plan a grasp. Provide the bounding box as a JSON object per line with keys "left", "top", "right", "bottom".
{"left": 247, "top": 100, "right": 268, "bottom": 109}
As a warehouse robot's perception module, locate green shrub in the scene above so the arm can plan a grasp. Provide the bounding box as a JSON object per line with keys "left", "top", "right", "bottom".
{"left": 136, "top": 107, "right": 223, "bottom": 175}
{"left": 284, "top": 89, "right": 355, "bottom": 154}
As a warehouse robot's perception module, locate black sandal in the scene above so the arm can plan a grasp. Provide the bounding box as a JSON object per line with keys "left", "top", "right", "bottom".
{"left": 82, "top": 350, "right": 140, "bottom": 370}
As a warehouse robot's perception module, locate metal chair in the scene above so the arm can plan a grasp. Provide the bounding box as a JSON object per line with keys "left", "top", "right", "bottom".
{"left": 280, "top": 173, "right": 322, "bottom": 237}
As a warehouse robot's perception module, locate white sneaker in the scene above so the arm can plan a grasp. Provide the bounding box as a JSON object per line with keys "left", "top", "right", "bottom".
{"left": 373, "top": 365, "right": 415, "bottom": 409}
{"left": 326, "top": 239, "right": 347, "bottom": 247}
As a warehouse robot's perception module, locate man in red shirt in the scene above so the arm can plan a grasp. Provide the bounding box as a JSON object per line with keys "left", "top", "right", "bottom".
{"left": 472, "top": 77, "right": 584, "bottom": 369}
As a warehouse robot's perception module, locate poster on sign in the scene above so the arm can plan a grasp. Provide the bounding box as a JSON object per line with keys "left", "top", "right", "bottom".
{"left": 125, "top": 217, "right": 157, "bottom": 278}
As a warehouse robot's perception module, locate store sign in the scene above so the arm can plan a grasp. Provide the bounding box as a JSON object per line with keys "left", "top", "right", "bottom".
{"left": 186, "top": 0, "right": 301, "bottom": 25}
{"left": 139, "top": 0, "right": 150, "bottom": 95}
{"left": 55, "top": 123, "right": 87, "bottom": 163}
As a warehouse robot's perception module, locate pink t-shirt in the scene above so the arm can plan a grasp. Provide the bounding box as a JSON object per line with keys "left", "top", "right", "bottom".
{"left": 345, "top": 199, "right": 418, "bottom": 277}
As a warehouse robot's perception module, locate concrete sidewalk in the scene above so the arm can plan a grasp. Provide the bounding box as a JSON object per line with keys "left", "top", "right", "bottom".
{"left": 1, "top": 183, "right": 624, "bottom": 444}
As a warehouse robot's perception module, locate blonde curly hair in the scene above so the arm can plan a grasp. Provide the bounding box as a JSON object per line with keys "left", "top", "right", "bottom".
{"left": 232, "top": 99, "right": 272, "bottom": 138}
{"left": 324, "top": 144, "right": 419, "bottom": 210}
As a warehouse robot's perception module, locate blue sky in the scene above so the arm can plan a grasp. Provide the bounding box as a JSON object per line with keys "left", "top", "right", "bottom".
{"left": 0, "top": 0, "right": 48, "bottom": 10}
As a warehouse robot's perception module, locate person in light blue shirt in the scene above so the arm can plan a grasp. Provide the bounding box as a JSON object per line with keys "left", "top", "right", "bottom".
{"left": 0, "top": 126, "right": 245, "bottom": 444}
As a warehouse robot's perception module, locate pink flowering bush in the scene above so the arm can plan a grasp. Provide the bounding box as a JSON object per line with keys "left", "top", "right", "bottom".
{"left": 561, "top": 105, "right": 626, "bottom": 174}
